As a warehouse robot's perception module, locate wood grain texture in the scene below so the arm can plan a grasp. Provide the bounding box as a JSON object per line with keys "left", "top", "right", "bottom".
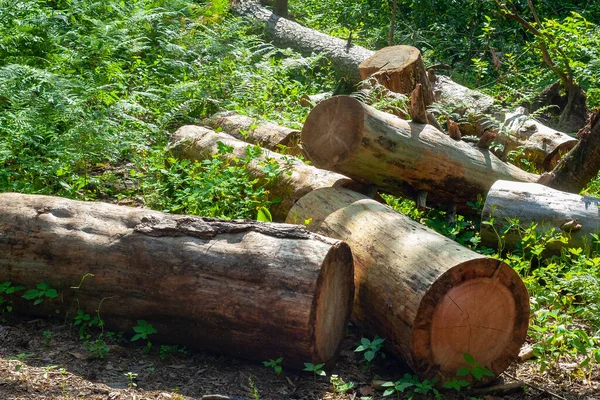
{"left": 482, "top": 180, "right": 600, "bottom": 253}
{"left": 301, "top": 96, "right": 539, "bottom": 211}
{"left": 0, "top": 193, "right": 354, "bottom": 366}
{"left": 169, "top": 125, "right": 368, "bottom": 221}
{"left": 286, "top": 188, "right": 529, "bottom": 381}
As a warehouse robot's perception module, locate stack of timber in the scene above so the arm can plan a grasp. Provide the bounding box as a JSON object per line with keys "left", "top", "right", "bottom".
{"left": 169, "top": 125, "right": 369, "bottom": 221}
{"left": 205, "top": 111, "right": 302, "bottom": 155}
{"left": 482, "top": 180, "right": 600, "bottom": 254}
{"left": 0, "top": 193, "right": 354, "bottom": 366}
{"left": 301, "top": 95, "right": 539, "bottom": 211}
{"left": 287, "top": 187, "right": 530, "bottom": 381}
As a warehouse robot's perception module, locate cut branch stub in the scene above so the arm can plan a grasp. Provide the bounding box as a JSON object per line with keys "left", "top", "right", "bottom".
{"left": 359, "top": 45, "right": 434, "bottom": 105}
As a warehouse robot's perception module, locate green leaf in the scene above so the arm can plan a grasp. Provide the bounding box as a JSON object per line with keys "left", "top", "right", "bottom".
{"left": 463, "top": 353, "right": 475, "bottom": 366}
{"left": 34, "top": 298, "right": 43, "bottom": 305}
{"left": 45, "top": 289, "right": 58, "bottom": 298}
{"left": 256, "top": 207, "right": 272, "bottom": 222}
{"left": 22, "top": 289, "right": 40, "bottom": 300}
{"left": 471, "top": 367, "right": 484, "bottom": 381}
{"left": 131, "top": 333, "right": 143, "bottom": 342}
{"left": 317, "top": 370, "right": 326, "bottom": 376}
{"left": 364, "top": 350, "right": 375, "bottom": 362}
{"left": 381, "top": 381, "right": 395, "bottom": 387}
{"left": 456, "top": 367, "right": 470, "bottom": 376}
{"left": 354, "top": 345, "right": 365, "bottom": 352}
{"left": 382, "top": 388, "right": 395, "bottom": 396}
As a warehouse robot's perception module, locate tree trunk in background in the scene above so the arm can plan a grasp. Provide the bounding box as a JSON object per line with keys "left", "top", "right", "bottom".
{"left": 539, "top": 109, "right": 600, "bottom": 192}
{"left": 359, "top": 46, "right": 434, "bottom": 106}
{"left": 389, "top": 0, "right": 397, "bottom": 46}
{"left": 275, "top": 0, "right": 288, "bottom": 18}
{"left": 205, "top": 111, "right": 301, "bottom": 155}
{"left": 169, "top": 126, "right": 370, "bottom": 221}
{"left": 0, "top": 193, "right": 354, "bottom": 367}
{"left": 481, "top": 180, "right": 600, "bottom": 254}
{"left": 287, "top": 187, "right": 529, "bottom": 382}
{"left": 232, "top": 0, "right": 374, "bottom": 84}
{"left": 301, "top": 96, "right": 539, "bottom": 212}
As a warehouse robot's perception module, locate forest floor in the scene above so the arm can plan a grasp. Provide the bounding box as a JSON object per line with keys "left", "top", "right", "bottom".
{"left": 1, "top": 315, "right": 598, "bottom": 400}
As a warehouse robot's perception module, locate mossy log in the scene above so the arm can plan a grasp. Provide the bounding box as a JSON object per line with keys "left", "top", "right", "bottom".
{"left": 301, "top": 96, "right": 539, "bottom": 211}
{"left": 169, "top": 125, "right": 369, "bottom": 221}
{"left": 481, "top": 180, "right": 600, "bottom": 254}
{"left": 286, "top": 187, "right": 529, "bottom": 381}
{"left": 0, "top": 193, "right": 354, "bottom": 366}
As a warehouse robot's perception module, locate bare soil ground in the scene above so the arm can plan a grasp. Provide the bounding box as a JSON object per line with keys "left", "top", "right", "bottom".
{"left": 0, "top": 315, "right": 598, "bottom": 400}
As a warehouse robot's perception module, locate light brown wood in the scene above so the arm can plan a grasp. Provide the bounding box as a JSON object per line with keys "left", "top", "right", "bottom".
{"left": 169, "top": 126, "right": 368, "bottom": 221}
{"left": 481, "top": 180, "right": 600, "bottom": 253}
{"left": 359, "top": 46, "right": 434, "bottom": 105}
{"left": 286, "top": 187, "right": 529, "bottom": 381}
{"left": 447, "top": 119, "right": 462, "bottom": 141}
{"left": 206, "top": 111, "right": 301, "bottom": 155}
{"left": 301, "top": 96, "right": 539, "bottom": 211}
{"left": 0, "top": 193, "right": 354, "bottom": 366}
{"left": 410, "top": 84, "right": 428, "bottom": 124}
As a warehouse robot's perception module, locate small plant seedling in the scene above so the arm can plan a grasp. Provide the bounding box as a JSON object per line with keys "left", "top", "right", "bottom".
{"left": 84, "top": 339, "right": 110, "bottom": 359}
{"left": 43, "top": 365, "right": 58, "bottom": 379}
{"left": 43, "top": 330, "right": 53, "bottom": 345}
{"left": 0, "top": 281, "right": 25, "bottom": 312}
{"left": 457, "top": 353, "right": 495, "bottom": 381}
{"left": 125, "top": 371, "right": 138, "bottom": 388}
{"left": 22, "top": 283, "right": 58, "bottom": 305}
{"left": 382, "top": 374, "right": 441, "bottom": 399}
{"left": 303, "top": 362, "right": 326, "bottom": 382}
{"left": 131, "top": 320, "right": 157, "bottom": 351}
{"left": 330, "top": 374, "right": 354, "bottom": 393}
{"left": 8, "top": 353, "right": 33, "bottom": 371}
{"left": 159, "top": 344, "right": 188, "bottom": 360}
{"left": 443, "top": 377, "right": 470, "bottom": 391}
{"left": 263, "top": 357, "right": 283, "bottom": 375}
{"left": 354, "top": 335, "right": 385, "bottom": 363}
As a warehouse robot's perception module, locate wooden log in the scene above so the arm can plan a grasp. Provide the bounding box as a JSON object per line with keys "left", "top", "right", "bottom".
{"left": 205, "top": 111, "right": 301, "bottom": 154}
{"left": 169, "top": 125, "right": 368, "bottom": 221}
{"left": 481, "top": 180, "right": 600, "bottom": 253}
{"left": 359, "top": 46, "right": 434, "bottom": 106}
{"left": 539, "top": 108, "right": 600, "bottom": 192}
{"left": 231, "top": 0, "right": 374, "bottom": 84}
{"left": 286, "top": 187, "right": 529, "bottom": 381}
{"left": 410, "top": 84, "right": 428, "bottom": 124}
{"left": 301, "top": 96, "right": 539, "bottom": 211}
{"left": 0, "top": 193, "right": 354, "bottom": 366}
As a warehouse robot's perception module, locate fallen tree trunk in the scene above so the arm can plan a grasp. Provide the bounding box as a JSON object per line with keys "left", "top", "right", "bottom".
{"left": 205, "top": 111, "right": 301, "bottom": 154}
{"left": 538, "top": 108, "right": 600, "bottom": 192}
{"left": 231, "top": 0, "right": 374, "bottom": 84}
{"left": 0, "top": 193, "right": 354, "bottom": 367}
{"left": 301, "top": 96, "right": 539, "bottom": 211}
{"left": 169, "top": 126, "right": 369, "bottom": 221}
{"left": 481, "top": 180, "right": 600, "bottom": 254}
{"left": 359, "top": 46, "right": 434, "bottom": 106}
{"left": 286, "top": 188, "right": 529, "bottom": 381}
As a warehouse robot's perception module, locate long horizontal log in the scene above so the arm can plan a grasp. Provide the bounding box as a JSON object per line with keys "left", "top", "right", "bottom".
{"left": 231, "top": 0, "right": 374, "bottom": 84}
{"left": 205, "top": 111, "right": 302, "bottom": 155}
{"left": 169, "top": 125, "right": 369, "bottom": 221}
{"left": 481, "top": 180, "right": 600, "bottom": 253}
{"left": 286, "top": 187, "right": 529, "bottom": 381}
{"left": 0, "top": 193, "right": 354, "bottom": 366}
{"left": 301, "top": 96, "right": 539, "bottom": 210}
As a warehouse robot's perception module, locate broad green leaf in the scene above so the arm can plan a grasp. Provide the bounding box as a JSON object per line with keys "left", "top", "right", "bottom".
{"left": 456, "top": 367, "right": 470, "bottom": 376}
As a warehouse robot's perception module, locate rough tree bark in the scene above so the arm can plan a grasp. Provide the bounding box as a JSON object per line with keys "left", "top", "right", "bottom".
{"left": 481, "top": 180, "right": 600, "bottom": 254}
{"left": 301, "top": 96, "right": 539, "bottom": 211}
{"left": 205, "top": 111, "right": 301, "bottom": 154}
{"left": 359, "top": 46, "right": 434, "bottom": 106}
{"left": 231, "top": 0, "right": 374, "bottom": 84}
{"left": 286, "top": 188, "right": 529, "bottom": 381}
{"left": 0, "top": 193, "right": 354, "bottom": 366}
{"left": 169, "top": 125, "right": 369, "bottom": 221}
{"left": 538, "top": 109, "right": 600, "bottom": 192}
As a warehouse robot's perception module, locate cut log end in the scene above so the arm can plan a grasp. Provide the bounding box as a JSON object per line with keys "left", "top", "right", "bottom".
{"left": 302, "top": 96, "right": 364, "bottom": 169}
{"left": 314, "top": 242, "right": 354, "bottom": 361}
{"left": 412, "top": 258, "right": 529, "bottom": 380}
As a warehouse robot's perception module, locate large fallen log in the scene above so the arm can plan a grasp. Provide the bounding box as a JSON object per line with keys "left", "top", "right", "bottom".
{"left": 301, "top": 96, "right": 539, "bottom": 210}
{"left": 539, "top": 108, "right": 600, "bottom": 192}
{"left": 286, "top": 187, "right": 529, "bottom": 381}
{"left": 231, "top": 0, "right": 374, "bottom": 84}
{"left": 0, "top": 193, "right": 354, "bottom": 366}
{"left": 481, "top": 180, "right": 600, "bottom": 253}
{"left": 359, "top": 46, "right": 434, "bottom": 106}
{"left": 205, "top": 111, "right": 301, "bottom": 155}
{"left": 169, "top": 126, "right": 369, "bottom": 221}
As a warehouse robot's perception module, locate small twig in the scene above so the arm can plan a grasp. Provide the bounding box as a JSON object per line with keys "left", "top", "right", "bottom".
{"left": 502, "top": 372, "right": 568, "bottom": 400}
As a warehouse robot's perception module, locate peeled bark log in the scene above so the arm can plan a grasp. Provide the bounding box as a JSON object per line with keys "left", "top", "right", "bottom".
{"left": 359, "top": 46, "right": 434, "bottom": 105}
{"left": 286, "top": 188, "right": 529, "bottom": 381}
{"left": 0, "top": 193, "right": 354, "bottom": 366}
{"left": 205, "top": 111, "right": 301, "bottom": 154}
{"left": 481, "top": 180, "right": 600, "bottom": 253}
{"left": 231, "top": 0, "right": 374, "bottom": 84}
{"left": 539, "top": 109, "right": 600, "bottom": 192}
{"left": 169, "top": 125, "right": 368, "bottom": 221}
{"left": 301, "top": 96, "right": 539, "bottom": 211}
